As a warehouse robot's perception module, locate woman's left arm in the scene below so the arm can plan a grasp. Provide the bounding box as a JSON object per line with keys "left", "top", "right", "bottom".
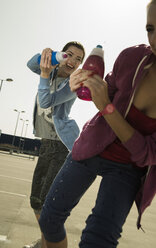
{"left": 38, "top": 77, "right": 76, "bottom": 108}
{"left": 83, "top": 74, "right": 156, "bottom": 167}
{"left": 82, "top": 74, "right": 135, "bottom": 142}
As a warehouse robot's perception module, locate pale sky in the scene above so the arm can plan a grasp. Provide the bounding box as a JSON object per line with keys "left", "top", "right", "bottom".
{"left": 0, "top": 0, "right": 148, "bottom": 139}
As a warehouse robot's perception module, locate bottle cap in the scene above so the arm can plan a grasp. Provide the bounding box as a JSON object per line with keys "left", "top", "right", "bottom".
{"left": 90, "top": 45, "right": 104, "bottom": 57}
{"left": 96, "top": 45, "right": 103, "bottom": 49}
{"left": 63, "top": 53, "right": 68, "bottom": 59}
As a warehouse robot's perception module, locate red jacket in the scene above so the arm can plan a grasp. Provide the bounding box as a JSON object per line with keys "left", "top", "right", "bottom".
{"left": 72, "top": 44, "right": 156, "bottom": 229}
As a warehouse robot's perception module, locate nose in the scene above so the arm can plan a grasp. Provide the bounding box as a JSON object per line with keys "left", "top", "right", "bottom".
{"left": 67, "top": 56, "right": 78, "bottom": 66}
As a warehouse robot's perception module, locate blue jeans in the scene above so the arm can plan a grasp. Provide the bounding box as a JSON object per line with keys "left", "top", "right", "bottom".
{"left": 39, "top": 153, "right": 143, "bottom": 248}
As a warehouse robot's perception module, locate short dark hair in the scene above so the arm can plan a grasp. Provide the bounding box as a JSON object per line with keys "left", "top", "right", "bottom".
{"left": 62, "top": 41, "right": 85, "bottom": 62}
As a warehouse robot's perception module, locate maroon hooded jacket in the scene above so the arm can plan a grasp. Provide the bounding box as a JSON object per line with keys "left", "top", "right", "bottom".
{"left": 72, "top": 44, "right": 156, "bottom": 229}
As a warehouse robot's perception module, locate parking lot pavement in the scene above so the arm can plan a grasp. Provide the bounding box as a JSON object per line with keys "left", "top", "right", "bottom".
{"left": 0, "top": 152, "right": 156, "bottom": 248}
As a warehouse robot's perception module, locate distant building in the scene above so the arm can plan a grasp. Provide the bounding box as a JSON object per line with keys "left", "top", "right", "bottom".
{"left": 0, "top": 133, "right": 41, "bottom": 155}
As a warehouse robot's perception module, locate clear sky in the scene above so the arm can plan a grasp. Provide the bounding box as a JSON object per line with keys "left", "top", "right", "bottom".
{"left": 0, "top": 0, "right": 149, "bottom": 139}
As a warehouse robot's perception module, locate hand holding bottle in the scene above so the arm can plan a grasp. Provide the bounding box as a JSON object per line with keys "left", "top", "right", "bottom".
{"left": 69, "top": 69, "right": 93, "bottom": 91}
{"left": 76, "top": 45, "right": 105, "bottom": 101}
{"left": 82, "top": 74, "right": 110, "bottom": 112}
{"left": 39, "top": 48, "right": 54, "bottom": 78}
{"left": 38, "top": 48, "right": 68, "bottom": 78}
{"left": 70, "top": 69, "right": 110, "bottom": 112}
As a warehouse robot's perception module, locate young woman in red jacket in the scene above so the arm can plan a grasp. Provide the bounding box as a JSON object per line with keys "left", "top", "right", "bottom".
{"left": 39, "top": 1, "right": 156, "bottom": 247}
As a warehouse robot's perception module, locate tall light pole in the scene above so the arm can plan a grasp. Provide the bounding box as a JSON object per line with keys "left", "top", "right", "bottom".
{"left": 19, "top": 119, "right": 29, "bottom": 152}
{"left": 20, "top": 118, "right": 25, "bottom": 137}
{"left": 0, "top": 78, "right": 13, "bottom": 92}
{"left": 12, "top": 109, "right": 25, "bottom": 147}
{"left": 21, "top": 120, "right": 29, "bottom": 152}
{"left": 24, "top": 121, "right": 29, "bottom": 137}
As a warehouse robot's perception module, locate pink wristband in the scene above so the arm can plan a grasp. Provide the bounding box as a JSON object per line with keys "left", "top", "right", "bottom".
{"left": 98, "top": 103, "right": 115, "bottom": 116}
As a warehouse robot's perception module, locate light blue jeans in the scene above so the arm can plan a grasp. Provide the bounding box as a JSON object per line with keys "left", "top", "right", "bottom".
{"left": 39, "top": 153, "right": 143, "bottom": 248}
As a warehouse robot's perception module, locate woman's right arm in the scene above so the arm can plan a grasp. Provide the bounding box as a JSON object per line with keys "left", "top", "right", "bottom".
{"left": 27, "top": 53, "right": 41, "bottom": 75}
{"left": 27, "top": 48, "right": 53, "bottom": 75}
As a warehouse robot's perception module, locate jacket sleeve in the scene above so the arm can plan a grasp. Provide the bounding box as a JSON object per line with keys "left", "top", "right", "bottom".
{"left": 27, "top": 53, "right": 41, "bottom": 75}
{"left": 123, "top": 131, "right": 156, "bottom": 167}
{"left": 106, "top": 45, "right": 156, "bottom": 168}
{"left": 38, "top": 77, "right": 76, "bottom": 108}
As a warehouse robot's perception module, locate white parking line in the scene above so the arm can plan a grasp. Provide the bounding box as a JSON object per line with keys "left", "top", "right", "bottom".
{"left": 0, "top": 235, "right": 7, "bottom": 241}
{"left": 0, "top": 174, "right": 31, "bottom": 182}
{"left": 0, "top": 190, "right": 27, "bottom": 197}
{"left": 0, "top": 163, "right": 34, "bottom": 170}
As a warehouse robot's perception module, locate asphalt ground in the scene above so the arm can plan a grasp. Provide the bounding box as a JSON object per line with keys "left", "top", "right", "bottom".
{"left": 0, "top": 152, "right": 156, "bottom": 248}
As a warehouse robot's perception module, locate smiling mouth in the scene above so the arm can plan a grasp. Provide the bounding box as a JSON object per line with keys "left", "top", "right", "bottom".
{"left": 66, "top": 63, "right": 74, "bottom": 69}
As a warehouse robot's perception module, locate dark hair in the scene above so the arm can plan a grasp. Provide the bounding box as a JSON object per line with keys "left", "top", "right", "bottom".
{"left": 62, "top": 41, "right": 85, "bottom": 62}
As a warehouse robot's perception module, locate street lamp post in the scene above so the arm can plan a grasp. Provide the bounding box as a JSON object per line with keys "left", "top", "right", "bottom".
{"left": 11, "top": 109, "right": 25, "bottom": 149}
{"left": 0, "top": 78, "right": 13, "bottom": 92}
{"left": 20, "top": 119, "right": 25, "bottom": 137}
{"left": 21, "top": 120, "right": 29, "bottom": 152}
{"left": 24, "top": 122, "right": 29, "bottom": 137}
{"left": 19, "top": 119, "right": 29, "bottom": 152}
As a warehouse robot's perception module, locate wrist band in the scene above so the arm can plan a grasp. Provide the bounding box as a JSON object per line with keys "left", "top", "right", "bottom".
{"left": 98, "top": 103, "right": 115, "bottom": 116}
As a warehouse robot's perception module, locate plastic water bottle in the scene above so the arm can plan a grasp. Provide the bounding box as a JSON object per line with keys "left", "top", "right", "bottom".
{"left": 37, "top": 51, "right": 68, "bottom": 66}
{"left": 76, "top": 45, "right": 105, "bottom": 101}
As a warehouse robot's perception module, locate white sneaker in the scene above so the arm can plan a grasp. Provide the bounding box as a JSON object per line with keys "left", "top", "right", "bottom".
{"left": 23, "top": 239, "right": 41, "bottom": 248}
